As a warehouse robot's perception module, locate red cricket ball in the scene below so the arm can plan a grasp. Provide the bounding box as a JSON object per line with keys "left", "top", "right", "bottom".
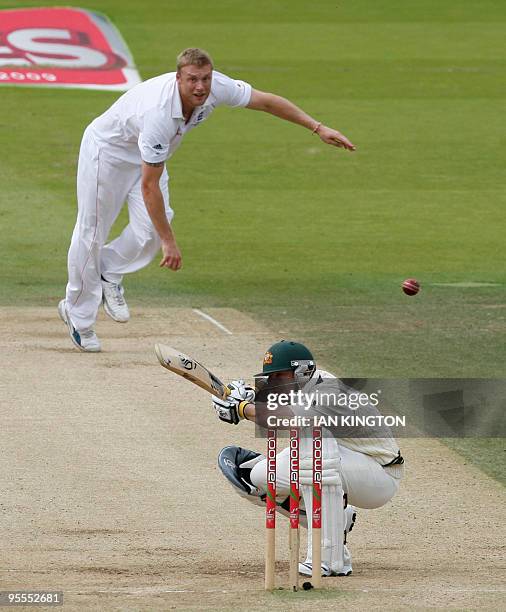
{"left": 402, "top": 278, "right": 420, "bottom": 296}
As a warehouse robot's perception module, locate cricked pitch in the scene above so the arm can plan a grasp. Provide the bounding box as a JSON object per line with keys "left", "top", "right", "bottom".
{"left": 1, "top": 307, "right": 504, "bottom": 610}
{"left": 0, "top": 0, "right": 504, "bottom": 608}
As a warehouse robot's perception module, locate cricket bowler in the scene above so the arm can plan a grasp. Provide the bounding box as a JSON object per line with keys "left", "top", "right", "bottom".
{"left": 58, "top": 48, "right": 355, "bottom": 352}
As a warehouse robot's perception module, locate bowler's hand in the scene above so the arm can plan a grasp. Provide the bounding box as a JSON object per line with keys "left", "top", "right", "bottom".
{"left": 317, "top": 126, "right": 356, "bottom": 151}
{"left": 160, "top": 240, "right": 182, "bottom": 270}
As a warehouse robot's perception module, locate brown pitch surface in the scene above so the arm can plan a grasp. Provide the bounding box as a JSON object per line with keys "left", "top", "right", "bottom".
{"left": 0, "top": 307, "right": 504, "bottom": 610}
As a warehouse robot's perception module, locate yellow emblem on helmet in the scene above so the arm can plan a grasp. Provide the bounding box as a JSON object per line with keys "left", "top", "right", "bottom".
{"left": 263, "top": 351, "right": 273, "bottom": 365}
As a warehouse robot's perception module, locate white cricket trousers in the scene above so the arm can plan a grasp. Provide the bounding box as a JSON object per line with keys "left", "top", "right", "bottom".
{"left": 65, "top": 127, "right": 174, "bottom": 331}
{"left": 250, "top": 444, "right": 403, "bottom": 509}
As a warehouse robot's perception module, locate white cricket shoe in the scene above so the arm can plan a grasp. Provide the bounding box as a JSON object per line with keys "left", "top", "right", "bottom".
{"left": 298, "top": 559, "right": 352, "bottom": 578}
{"left": 102, "top": 279, "right": 130, "bottom": 322}
{"left": 58, "top": 300, "right": 101, "bottom": 353}
{"left": 298, "top": 506, "right": 357, "bottom": 578}
{"left": 298, "top": 561, "right": 332, "bottom": 578}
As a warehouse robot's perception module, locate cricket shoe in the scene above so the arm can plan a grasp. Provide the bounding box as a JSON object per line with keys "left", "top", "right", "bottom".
{"left": 298, "top": 562, "right": 333, "bottom": 578}
{"left": 102, "top": 279, "right": 130, "bottom": 322}
{"left": 298, "top": 506, "right": 357, "bottom": 578}
{"left": 58, "top": 300, "right": 101, "bottom": 352}
{"left": 337, "top": 557, "right": 353, "bottom": 577}
{"left": 298, "top": 559, "right": 352, "bottom": 578}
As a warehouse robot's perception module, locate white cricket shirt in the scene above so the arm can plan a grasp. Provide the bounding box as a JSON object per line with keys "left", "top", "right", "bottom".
{"left": 89, "top": 70, "right": 252, "bottom": 164}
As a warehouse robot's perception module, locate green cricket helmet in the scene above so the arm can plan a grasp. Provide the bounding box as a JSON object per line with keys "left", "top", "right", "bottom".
{"left": 255, "top": 340, "right": 316, "bottom": 379}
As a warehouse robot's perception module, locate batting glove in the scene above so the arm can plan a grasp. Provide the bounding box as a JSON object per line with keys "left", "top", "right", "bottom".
{"left": 213, "top": 395, "right": 245, "bottom": 425}
{"left": 227, "top": 379, "right": 256, "bottom": 403}
{"left": 212, "top": 380, "right": 255, "bottom": 425}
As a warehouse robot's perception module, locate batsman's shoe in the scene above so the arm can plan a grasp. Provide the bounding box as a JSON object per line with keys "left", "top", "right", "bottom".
{"left": 298, "top": 561, "right": 332, "bottom": 578}
{"left": 102, "top": 279, "right": 130, "bottom": 323}
{"left": 298, "top": 560, "right": 352, "bottom": 578}
{"left": 298, "top": 507, "right": 356, "bottom": 578}
{"left": 336, "top": 551, "right": 353, "bottom": 577}
{"left": 58, "top": 300, "right": 101, "bottom": 353}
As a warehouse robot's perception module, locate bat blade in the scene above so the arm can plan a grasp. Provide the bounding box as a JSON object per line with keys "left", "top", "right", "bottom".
{"left": 154, "top": 343, "right": 229, "bottom": 400}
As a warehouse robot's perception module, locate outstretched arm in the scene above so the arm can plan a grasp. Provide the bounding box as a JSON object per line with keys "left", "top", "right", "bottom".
{"left": 246, "top": 89, "right": 356, "bottom": 151}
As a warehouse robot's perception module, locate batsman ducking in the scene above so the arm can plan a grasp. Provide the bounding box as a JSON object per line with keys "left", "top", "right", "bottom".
{"left": 156, "top": 340, "right": 404, "bottom": 590}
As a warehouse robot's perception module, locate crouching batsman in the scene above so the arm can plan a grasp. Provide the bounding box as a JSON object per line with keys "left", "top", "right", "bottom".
{"left": 214, "top": 340, "right": 404, "bottom": 578}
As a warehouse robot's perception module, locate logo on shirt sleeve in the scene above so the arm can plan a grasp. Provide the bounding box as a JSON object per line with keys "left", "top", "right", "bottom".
{"left": 153, "top": 144, "right": 163, "bottom": 154}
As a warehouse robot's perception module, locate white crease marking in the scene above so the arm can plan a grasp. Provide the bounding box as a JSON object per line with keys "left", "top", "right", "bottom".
{"left": 192, "top": 308, "right": 233, "bottom": 335}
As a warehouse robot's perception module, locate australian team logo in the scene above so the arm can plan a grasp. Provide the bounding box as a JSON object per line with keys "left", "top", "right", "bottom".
{"left": 263, "top": 351, "right": 273, "bottom": 365}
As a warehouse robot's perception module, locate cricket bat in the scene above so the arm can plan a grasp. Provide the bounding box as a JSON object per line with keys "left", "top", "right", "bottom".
{"left": 154, "top": 344, "right": 230, "bottom": 400}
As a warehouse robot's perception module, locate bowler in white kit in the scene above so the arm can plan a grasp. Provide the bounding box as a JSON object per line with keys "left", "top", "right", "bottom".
{"left": 59, "top": 48, "right": 355, "bottom": 352}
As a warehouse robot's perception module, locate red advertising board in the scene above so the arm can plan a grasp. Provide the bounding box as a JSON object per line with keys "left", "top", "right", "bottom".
{"left": 0, "top": 7, "right": 141, "bottom": 90}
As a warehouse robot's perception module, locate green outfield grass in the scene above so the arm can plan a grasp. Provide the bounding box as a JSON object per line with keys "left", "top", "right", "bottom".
{"left": 0, "top": 1, "right": 504, "bottom": 475}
